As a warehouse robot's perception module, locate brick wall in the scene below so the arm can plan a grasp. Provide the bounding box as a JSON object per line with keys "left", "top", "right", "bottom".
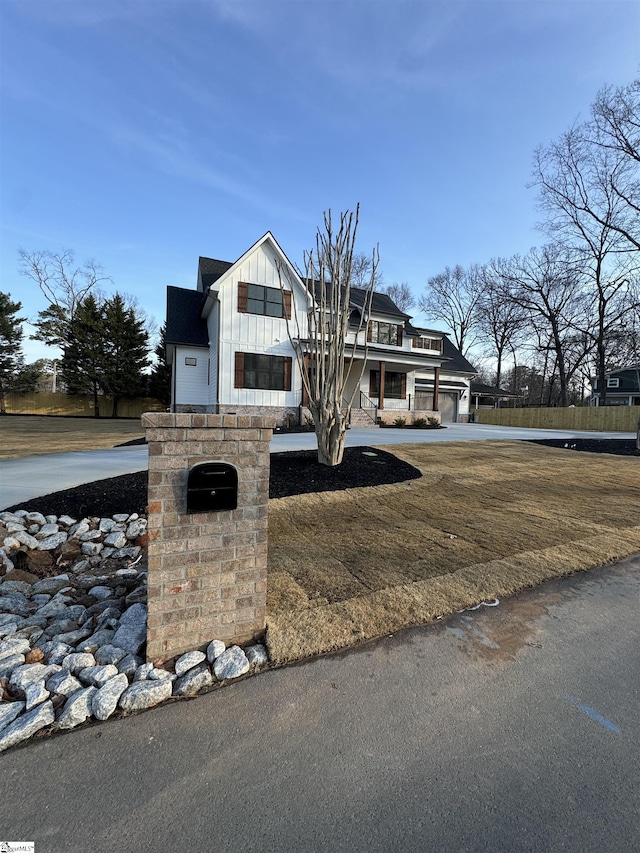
{"left": 142, "top": 412, "right": 274, "bottom": 661}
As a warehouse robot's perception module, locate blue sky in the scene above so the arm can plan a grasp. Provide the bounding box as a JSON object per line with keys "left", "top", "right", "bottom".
{"left": 1, "top": 0, "right": 638, "bottom": 362}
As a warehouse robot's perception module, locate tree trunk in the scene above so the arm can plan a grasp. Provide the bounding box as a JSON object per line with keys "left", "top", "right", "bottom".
{"left": 92, "top": 381, "right": 100, "bottom": 418}
{"left": 312, "top": 401, "right": 346, "bottom": 466}
{"left": 112, "top": 396, "right": 119, "bottom": 418}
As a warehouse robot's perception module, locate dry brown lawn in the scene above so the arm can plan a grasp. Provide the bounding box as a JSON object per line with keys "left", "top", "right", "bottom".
{"left": 266, "top": 440, "right": 640, "bottom": 663}
{"left": 0, "top": 415, "right": 145, "bottom": 459}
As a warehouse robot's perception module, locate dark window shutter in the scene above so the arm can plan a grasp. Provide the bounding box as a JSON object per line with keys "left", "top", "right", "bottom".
{"left": 284, "top": 357, "right": 292, "bottom": 391}
{"left": 397, "top": 325, "right": 403, "bottom": 347}
{"left": 401, "top": 373, "right": 406, "bottom": 398}
{"left": 369, "top": 370, "right": 377, "bottom": 395}
{"left": 234, "top": 352, "right": 245, "bottom": 388}
{"left": 367, "top": 321, "right": 372, "bottom": 342}
{"left": 237, "top": 282, "right": 248, "bottom": 313}
{"left": 283, "top": 291, "right": 292, "bottom": 320}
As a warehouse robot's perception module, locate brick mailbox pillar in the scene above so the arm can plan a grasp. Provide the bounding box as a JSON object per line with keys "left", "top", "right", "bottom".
{"left": 142, "top": 412, "right": 274, "bottom": 661}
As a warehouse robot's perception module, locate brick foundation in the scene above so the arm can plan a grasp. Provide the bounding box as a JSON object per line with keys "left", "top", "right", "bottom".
{"left": 142, "top": 412, "right": 274, "bottom": 661}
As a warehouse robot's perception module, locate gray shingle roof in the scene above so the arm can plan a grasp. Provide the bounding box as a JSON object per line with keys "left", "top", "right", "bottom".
{"left": 441, "top": 336, "right": 476, "bottom": 374}
{"left": 198, "top": 257, "right": 233, "bottom": 289}
{"left": 166, "top": 287, "right": 209, "bottom": 347}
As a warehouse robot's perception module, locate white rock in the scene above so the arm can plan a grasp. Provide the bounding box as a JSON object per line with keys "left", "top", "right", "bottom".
{"left": 24, "top": 680, "right": 50, "bottom": 711}
{"left": 88, "top": 585, "right": 113, "bottom": 600}
{"left": 26, "top": 511, "right": 47, "bottom": 525}
{"left": 81, "top": 542, "right": 103, "bottom": 556}
{"left": 58, "top": 515, "right": 77, "bottom": 527}
{"left": 36, "top": 522, "right": 60, "bottom": 539}
{"left": 46, "top": 669, "right": 82, "bottom": 697}
{"left": 112, "top": 603, "right": 147, "bottom": 655}
{"left": 173, "top": 662, "right": 213, "bottom": 696}
{"left": 0, "top": 700, "right": 54, "bottom": 751}
{"left": 0, "top": 637, "right": 31, "bottom": 662}
{"left": 126, "top": 519, "right": 146, "bottom": 539}
{"left": 103, "top": 532, "right": 127, "bottom": 549}
{"left": 80, "top": 530, "right": 102, "bottom": 542}
{"left": 213, "top": 646, "right": 250, "bottom": 681}
{"left": 32, "top": 576, "right": 70, "bottom": 596}
{"left": 134, "top": 662, "right": 154, "bottom": 681}
{"left": 10, "top": 663, "right": 52, "bottom": 692}
{"left": 5, "top": 522, "right": 26, "bottom": 533}
{"left": 38, "top": 532, "right": 69, "bottom": 550}
{"left": 69, "top": 521, "right": 90, "bottom": 539}
{"left": 62, "top": 652, "right": 96, "bottom": 675}
{"left": 119, "top": 679, "right": 172, "bottom": 712}
{"left": 14, "top": 531, "right": 39, "bottom": 549}
{"left": 112, "top": 514, "right": 129, "bottom": 523}
{"left": 79, "top": 664, "right": 119, "bottom": 687}
{"left": 0, "top": 654, "right": 24, "bottom": 680}
{"left": 56, "top": 687, "right": 97, "bottom": 729}
{"left": 174, "top": 650, "right": 206, "bottom": 677}
{"left": 91, "top": 673, "right": 129, "bottom": 720}
{"left": 0, "top": 700, "right": 25, "bottom": 732}
{"left": 206, "top": 639, "right": 226, "bottom": 663}
{"left": 245, "top": 644, "right": 269, "bottom": 668}
{"left": 117, "top": 654, "right": 142, "bottom": 678}
{"left": 45, "top": 515, "right": 57, "bottom": 524}
{"left": 94, "top": 644, "right": 127, "bottom": 666}
{"left": 99, "top": 518, "right": 116, "bottom": 533}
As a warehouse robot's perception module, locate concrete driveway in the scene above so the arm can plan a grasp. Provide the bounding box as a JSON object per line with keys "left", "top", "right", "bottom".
{"left": 0, "top": 423, "right": 635, "bottom": 509}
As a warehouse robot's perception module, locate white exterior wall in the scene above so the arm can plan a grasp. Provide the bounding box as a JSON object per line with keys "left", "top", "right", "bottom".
{"left": 174, "top": 346, "right": 209, "bottom": 407}
{"left": 207, "top": 302, "right": 219, "bottom": 407}
{"left": 216, "top": 241, "right": 308, "bottom": 408}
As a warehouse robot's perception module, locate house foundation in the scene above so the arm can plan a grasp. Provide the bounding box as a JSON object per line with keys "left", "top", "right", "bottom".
{"left": 142, "top": 412, "right": 274, "bottom": 661}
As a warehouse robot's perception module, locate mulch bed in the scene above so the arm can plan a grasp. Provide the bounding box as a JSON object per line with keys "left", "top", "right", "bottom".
{"left": 528, "top": 438, "right": 639, "bottom": 457}
{"left": 6, "top": 446, "right": 422, "bottom": 519}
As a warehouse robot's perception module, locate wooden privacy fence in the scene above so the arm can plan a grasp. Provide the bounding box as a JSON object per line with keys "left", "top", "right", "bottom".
{"left": 4, "top": 392, "right": 165, "bottom": 418}
{"left": 476, "top": 405, "right": 640, "bottom": 432}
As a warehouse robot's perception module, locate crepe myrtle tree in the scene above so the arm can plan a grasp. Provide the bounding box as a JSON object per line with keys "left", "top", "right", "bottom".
{"left": 278, "top": 205, "right": 379, "bottom": 467}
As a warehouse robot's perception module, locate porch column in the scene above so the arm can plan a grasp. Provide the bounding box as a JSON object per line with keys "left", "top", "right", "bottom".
{"left": 379, "top": 361, "right": 386, "bottom": 410}
{"left": 433, "top": 367, "right": 440, "bottom": 412}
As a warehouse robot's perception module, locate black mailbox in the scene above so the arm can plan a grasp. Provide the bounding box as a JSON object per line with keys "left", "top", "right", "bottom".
{"left": 186, "top": 462, "right": 238, "bottom": 513}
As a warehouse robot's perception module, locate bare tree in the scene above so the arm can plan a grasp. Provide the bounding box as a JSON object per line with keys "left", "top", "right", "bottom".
{"left": 476, "top": 260, "right": 528, "bottom": 390}
{"left": 419, "top": 264, "right": 481, "bottom": 356}
{"left": 502, "top": 245, "right": 585, "bottom": 407}
{"left": 380, "top": 282, "right": 415, "bottom": 312}
{"left": 19, "top": 248, "right": 110, "bottom": 348}
{"left": 350, "top": 251, "right": 384, "bottom": 289}
{"left": 590, "top": 79, "right": 640, "bottom": 251}
{"left": 278, "top": 206, "right": 378, "bottom": 466}
{"left": 533, "top": 115, "right": 640, "bottom": 403}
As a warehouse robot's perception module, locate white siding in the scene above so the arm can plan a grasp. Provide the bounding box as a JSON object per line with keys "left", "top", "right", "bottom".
{"left": 207, "top": 303, "right": 219, "bottom": 407}
{"left": 216, "top": 241, "right": 308, "bottom": 407}
{"left": 174, "top": 346, "right": 209, "bottom": 406}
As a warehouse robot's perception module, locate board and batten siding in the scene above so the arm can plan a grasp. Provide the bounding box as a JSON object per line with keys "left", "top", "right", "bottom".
{"left": 174, "top": 346, "right": 209, "bottom": 407}
{"left": 207, "top": 302, "right": 219, "bottom": 407}
{"left": 216, "top": 241, "right": 307, "bottom": 408}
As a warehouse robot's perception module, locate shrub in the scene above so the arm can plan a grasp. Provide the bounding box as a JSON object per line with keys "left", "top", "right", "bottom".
{"left": 393, "top": 416, "right": 407, "bottom": 428}
{"left": 427, "top": 416, "right": 440, "bottom": 427}
{"left": 412, "top": 417, "right": 428, "bottom": 428}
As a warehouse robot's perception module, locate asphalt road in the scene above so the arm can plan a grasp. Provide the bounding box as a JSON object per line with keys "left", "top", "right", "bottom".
{"left": 2, "top": 554, "right": 639, "bottom": 852}
{"left": 0, "top": 422, "right": 635, "bottom": 509}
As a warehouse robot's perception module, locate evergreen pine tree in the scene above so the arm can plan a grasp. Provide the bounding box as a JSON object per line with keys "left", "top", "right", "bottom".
{"left": 0, "top": 292, "right": 38, "bottom": 414}
{"left": 148, "top": 322, "right": 171, "bottom": 406}
{"left": 101, "top": 293, "right": 150, "bottom": 417}
{"left": 61, "top": 293, "right": 106, "bottom": 417}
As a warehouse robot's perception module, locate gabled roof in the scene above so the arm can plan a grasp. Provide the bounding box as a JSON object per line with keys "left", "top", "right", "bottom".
{"left": 166, "top": 287, "right": 209, "bottom": 347}
{"left": 471, "top": 382, "right": 517, "bottom": 397}
{"left": 441, "top": 336, "right": 476, "bottom": 374}
{"left": 198, "top": 257, "right": 234, "bottom": 290}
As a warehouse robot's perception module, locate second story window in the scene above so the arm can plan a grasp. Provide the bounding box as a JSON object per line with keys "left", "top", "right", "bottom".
{"left": 412, "top": 336, "right": 442, "bottom": 352}
{"left": 368, "top": 321, "right": 403, "bottom": 346}
{"left": 238, "top": 282, "right": 292, "bottom": 319}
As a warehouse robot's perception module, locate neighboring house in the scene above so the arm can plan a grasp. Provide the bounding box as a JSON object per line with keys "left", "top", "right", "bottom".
{"left": 470, "top": 382, "right": 519, "bottom": 410}
{"left": 165, "top": 232, "right": 477, "bottom": 426}
{"left": 589, "top": 365, "right": 640, "bottom": 407}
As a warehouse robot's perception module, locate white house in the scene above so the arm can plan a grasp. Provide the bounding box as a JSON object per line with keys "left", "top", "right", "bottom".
{"left": 165, "top": 232, "right": 476, "bottom": 425}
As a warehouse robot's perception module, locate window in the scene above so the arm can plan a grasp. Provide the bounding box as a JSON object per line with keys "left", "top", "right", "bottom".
{"left": 369, "top": 370, "right": 406, "bottom": 399}
{"left": 184, "top": 357, "right": 197, "bottom": 366}
{"left": 607, "top": 377, "right": 620, "bottom": 388}
{"left": 412, "top": 337, "right": 442, "bottom": 352}
{"left": 234, "top": 352, "right": 292, "bottom": 391}
{"left": 368, "top": 321, "right": 402, "bottom": 346}
{"left": 237, "top": 282, "right": 292, "bottom": 319}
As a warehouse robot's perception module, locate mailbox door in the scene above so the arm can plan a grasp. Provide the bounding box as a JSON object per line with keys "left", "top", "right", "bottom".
{"left": 187, "top": 463, "right": 238, "bottom": 513}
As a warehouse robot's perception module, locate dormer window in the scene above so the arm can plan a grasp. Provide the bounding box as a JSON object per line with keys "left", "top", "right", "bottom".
{"left": 412, "top": 336, "right": 442, "bottom": 352}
